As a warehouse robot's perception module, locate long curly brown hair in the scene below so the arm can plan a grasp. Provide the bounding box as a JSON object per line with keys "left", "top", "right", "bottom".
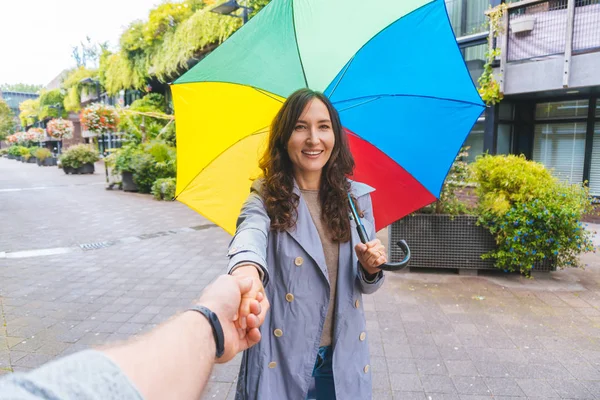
{"left": 259, "top": 88, "right": 357, "bottom": 242}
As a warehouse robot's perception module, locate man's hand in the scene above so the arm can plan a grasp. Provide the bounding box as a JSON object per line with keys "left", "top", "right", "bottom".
{"left": 195, "top": 274, "right": 269, "bottom": 363}
{"left": 355, "top": 239, "right": 386, "bottom": 276}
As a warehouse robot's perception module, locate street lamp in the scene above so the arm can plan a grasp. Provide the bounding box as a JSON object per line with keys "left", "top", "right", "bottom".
{"left": 210, "top": 0, "right": 252, "bottom": 24}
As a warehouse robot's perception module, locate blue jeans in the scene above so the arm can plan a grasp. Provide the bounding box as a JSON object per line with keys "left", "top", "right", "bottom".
{"left": 306, "top": 346, "right": 336, "bottom": 400}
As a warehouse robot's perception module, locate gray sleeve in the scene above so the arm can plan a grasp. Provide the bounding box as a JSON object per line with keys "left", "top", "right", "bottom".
{"left": 356, "top": 193, "right": 385, "bottom": 294}
{"left": 227, "top": 191, "right": 271, "bottom": 286}
{"left": 0, "top": 350, "right": 143, "bottom": 400}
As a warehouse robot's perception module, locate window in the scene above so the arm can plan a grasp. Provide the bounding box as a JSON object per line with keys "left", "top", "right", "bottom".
{"left": 596, "top": 101, "right": 600, "bottom": 118}
{"left": 445, "top": 0, "right": 491, "bottom": 37}
{"left": 463, "top": 122, "right": 485, "bottom": 162}
{"left": 462, "top": 43, "right": 487, "bottom": 85}
{"left": 532, "top": 123, "right": 586, "bottom": 184}
{"left": 589, "top": 122, "right": 600, "bottom": 195}
{"left": 535, "top": 100, "right": 590, "bottom": 119}
{"left": 497, "top": 124, "right": 512, "bottom": 154}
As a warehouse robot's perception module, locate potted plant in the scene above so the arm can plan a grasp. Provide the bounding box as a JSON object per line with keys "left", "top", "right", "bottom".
{"left": 151, "top": 177, "right": 176, "bottom": 201}
{"left": 390, "top": 154, "right": 595, "bottom": 276}
{"left": 46, "top": 118, "right": 74, "bottom": 140}
{"left": 19, "top": 147, "right": 30, "bottom": 162}
{"left": 112, "top": 144, "right": 142, "bottom": 192}
{"left": 59, "top": 144, "right": 99, "bottom": 174}
{"left": 26, "top": 147, "right": 39, "bottom": 164}
{"left": 130, "top": 141, "right": 176, "bottom": 194}
{"left": 7, "top": 146, "right": 20, "bottom": 160}
{"left": 34, "top": 148, "right": 55, "bottom": 166}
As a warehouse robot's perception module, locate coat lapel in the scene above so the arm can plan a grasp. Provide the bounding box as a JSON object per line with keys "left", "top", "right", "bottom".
{"left": 285, "top": 182, "right": 330, "bottom": 286}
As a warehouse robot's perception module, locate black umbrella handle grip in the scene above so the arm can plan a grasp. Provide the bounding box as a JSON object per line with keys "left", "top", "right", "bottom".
{"left": 348, "top": 194, "right": 411, "bottom": 272}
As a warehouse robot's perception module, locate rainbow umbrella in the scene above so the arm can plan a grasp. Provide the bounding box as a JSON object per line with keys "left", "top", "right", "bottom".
{"left": 172, "top": 0, "right": 485, "bottom": 234}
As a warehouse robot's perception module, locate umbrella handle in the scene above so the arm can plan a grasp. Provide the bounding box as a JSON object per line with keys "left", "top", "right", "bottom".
{"left": 347, "top": 194, "right": 411, "bottom": 272}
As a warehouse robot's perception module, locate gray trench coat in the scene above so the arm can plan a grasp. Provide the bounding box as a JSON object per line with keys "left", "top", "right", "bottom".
{"left": 227, "top": 179, "right": 385, "bottom": 400}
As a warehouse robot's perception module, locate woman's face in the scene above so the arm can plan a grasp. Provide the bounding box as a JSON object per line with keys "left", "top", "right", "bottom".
{"left": 286, "top": 98, "right": 336, "bottom": 180}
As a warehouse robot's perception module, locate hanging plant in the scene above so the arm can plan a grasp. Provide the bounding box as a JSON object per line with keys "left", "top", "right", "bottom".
{"left": 479, "top": 3, "right": 508, "bottom": 106}
{"left": 26, "top": 127, "right": 45, "bottom": 142}
{"left": 47, "top": 118, "right": 74, "bottom": 140}
{"left": 7, "top": 134, "right": 19, "bottom": 144}
{"left": 80, "top": 103, "right": 120, "bottom": 134}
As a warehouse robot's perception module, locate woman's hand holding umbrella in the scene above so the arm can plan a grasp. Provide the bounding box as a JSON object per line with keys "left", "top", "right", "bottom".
{"left": 355, "top": 239, "right": 387, "bottom": 276}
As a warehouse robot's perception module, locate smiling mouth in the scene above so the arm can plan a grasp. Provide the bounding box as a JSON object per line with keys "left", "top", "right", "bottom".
{"left": 302, "top": 150, "right": 324, "bottom": 156}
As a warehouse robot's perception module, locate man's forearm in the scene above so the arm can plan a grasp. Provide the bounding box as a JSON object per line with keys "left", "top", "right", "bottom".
{"left": 103, "top": 311, "right": 216, "bottom": 400}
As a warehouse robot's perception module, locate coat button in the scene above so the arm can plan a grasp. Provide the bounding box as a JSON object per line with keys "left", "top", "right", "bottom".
{"left": 269, "top": 362, "right": 277, "bottom": 368}
{"left": 360, "top": 332, "right": 366, "bottom": 341}
{"left": 294, "top": 257, "right": 303, "bottom": 266}
{"left": 285, "top": 293, "right": 294, "bottom": 302}
{"left": 355, "top": 299, "right": 360, "bottom": 308}
{"left": 274, "top": 329, "right": 283, "bottom": 337}
{"left": 364, "top": 365, "right": 370, "bottom": 373}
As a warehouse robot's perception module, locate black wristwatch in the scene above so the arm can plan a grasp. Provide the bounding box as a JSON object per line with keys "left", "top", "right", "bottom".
{"left": 187, "top": 305, "right": 225, "bottom": 358}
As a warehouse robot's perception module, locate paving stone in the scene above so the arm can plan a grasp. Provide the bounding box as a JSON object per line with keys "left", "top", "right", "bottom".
{"left": 390, "top": 373, "right": 423, "bottom": 392}
{"left": 445, "top": 360, "right": 479, "bottom": 377}
{"left": 483, "top": 377, "right": 525, "bottom": 397}
{"left": 547, "top": 379, "right": 596, "bottom": 399}
{"left": 451, "top": 376, "right": 491, "bottom": 396}
{"left": 420, "top": 375, "right": 457, "bottom": 394}
{"left": 514, "top": 379, "right": 560, "bottom": 398}
{"left": 392, "top": 391, "right": 427, "bottom": 400}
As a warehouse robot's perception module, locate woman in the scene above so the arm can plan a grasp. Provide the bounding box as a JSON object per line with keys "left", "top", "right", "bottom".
{"left": 228, "top": 88, "right": 387, "bottom": 400}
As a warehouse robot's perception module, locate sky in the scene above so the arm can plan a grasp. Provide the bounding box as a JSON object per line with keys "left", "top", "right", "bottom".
{"left": 0, "top": 0, "right": 163, "bottom": 86}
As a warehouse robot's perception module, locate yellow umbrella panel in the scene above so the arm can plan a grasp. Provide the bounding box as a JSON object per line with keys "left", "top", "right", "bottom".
{"left": 172, "top": 82, "right": 285, "bottom": 234}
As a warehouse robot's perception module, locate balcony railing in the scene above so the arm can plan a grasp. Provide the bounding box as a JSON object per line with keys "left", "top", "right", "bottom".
{"left": 502, "top": 0, "right": 600, "bottom": 62}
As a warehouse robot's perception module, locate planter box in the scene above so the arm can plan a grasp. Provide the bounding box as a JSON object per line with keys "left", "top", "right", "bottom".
{"left": 7, "top": 154, "right": 15, "bottom": 160}
{"left": 121, "top": 171, "right": 138, "bottom": 192}
{"left": 64, "top": 163, "right": 95, "bottom": 175}
{"left": 390, "top": 214, "right": 554, "bottom": 272}
{"left": 27, "top": 157, "right": 37, "bottom": 164}
{"left": 38, "top": 157, "right": 57, "bottom": 167}
{"left": 511, "top": 16, "right": 535, "bottom": 34}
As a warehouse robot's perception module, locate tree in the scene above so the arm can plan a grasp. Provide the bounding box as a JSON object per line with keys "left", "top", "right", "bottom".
{"left": 72, "top": 36, "right": 109, "bottom": 69}
{"left": 0, "top": 98, "right": 16, "bottom": 141}
{"left": 0, "top": 83, "right": 42, "bottom": 93}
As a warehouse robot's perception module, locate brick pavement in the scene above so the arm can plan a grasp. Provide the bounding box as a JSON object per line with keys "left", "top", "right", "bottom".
{"left": 1, "top": 157, "right": 600, "bottom": 399}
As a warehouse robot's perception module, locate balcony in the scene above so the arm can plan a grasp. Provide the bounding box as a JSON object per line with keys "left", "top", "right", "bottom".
{"left": 493, "top": 0, "right": 600, "bottom": 95}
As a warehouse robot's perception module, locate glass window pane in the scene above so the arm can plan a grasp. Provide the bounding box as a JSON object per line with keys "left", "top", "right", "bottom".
{"left": 445, "top": 0, "right": 463, "bottom": 36}
{"left": 589, "top": 122, "right": 600, "bottom": 195}
{"left": 497, "top": 124, "right": 512, "bottom": 154}
{"left": 499, "top": 103, "right": 514, "bottom": 120}
{"left": 464, "top": 44, "right": 487, "bottom": 85}
{"left": 535, "top": 100, "right": 590, "bottom": 119}
{"left": 596, "top": 101, "right": 600, "bottom": 118}
{"left": 463, "top": 122, "right": 485, "bottom": 162}
{"left": 466, "top": 0, "right": 490, "bottom": 35}
{"left": 532, "top": 123, "right": 586, "bottom": 184}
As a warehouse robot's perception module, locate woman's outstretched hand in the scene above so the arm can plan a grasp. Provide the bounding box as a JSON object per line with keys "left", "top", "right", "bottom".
{"left": 355, "top": 239, "right": 387, "bottom": 275}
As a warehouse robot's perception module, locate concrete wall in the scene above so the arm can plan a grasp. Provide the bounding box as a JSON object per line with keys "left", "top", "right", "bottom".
{"left": 499, "top": 51, "right": 600, "bottom": 95}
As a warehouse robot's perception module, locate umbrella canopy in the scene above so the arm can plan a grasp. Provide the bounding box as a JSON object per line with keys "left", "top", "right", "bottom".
{"left": 172, "top": 0, "right": 485, "bottom": 234}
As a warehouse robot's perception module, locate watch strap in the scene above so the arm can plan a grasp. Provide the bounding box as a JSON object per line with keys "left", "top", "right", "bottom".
{"left": 188, "top": 305, "right": 225, "bottom": 358}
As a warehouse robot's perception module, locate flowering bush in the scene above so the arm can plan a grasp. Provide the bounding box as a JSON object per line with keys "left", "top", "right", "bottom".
{"left": 471, "top": 154, "right": 595, "bottom": 276}
{"left": 80, "top": 103, "right": 119, "bottom": 134}
{"left": 47, "top": 118, "right": 74, "bottom": 139}
{"left": 26, "top": 127, "right": 45, "bottom": 142}
{"left": 59, "top": 144, "right": 99, "bottom": 169}
{"left": 7, "top": 134, "right": 18, "bottom": 144}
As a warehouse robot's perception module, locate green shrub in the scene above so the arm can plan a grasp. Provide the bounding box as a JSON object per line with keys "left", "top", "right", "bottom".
{"left": 0, "top": 148, "right": 7, "bottom": 156}
{"left": 19, "top": 147, "right": 30, "bottom": 156}
{"left": 130, "top": 140, "right": 176, "bottom": 193}
{"left": 7, "top": 146, "right": 23, "bottom": 156}
{"left": 471, "top": 154, "right": 596, "bottom": 276}
{"left": 113, "top": 143, "right": 143, "bottom": 173}
{"left": 34, "top": 148, "right": 52, "bottom": 161}
{"left": 59, "top": 144, "right": 100, "bottom": 169}
{"left": 151, "top": 177, "right": 176, "bottom": 200}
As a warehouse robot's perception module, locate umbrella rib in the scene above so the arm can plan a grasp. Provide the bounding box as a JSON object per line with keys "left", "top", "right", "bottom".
{"left": 326, "top": 56, "right": 355, "bottom": 100}
{"left": 291, "top": 0, "right": 309, "bottom": 87}
{"left": 175, "top": 126, "right": 270, "bottom": 200}
{"left": 254, "top": 88, "right": 285, "bottom": 103}
{"left": 333, "top": 93, "right": 485, "bottom": 110}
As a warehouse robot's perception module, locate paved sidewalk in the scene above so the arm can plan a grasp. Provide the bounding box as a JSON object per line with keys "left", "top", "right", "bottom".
{"left": 1, "top": 157, "right": 600, "bottom": 399}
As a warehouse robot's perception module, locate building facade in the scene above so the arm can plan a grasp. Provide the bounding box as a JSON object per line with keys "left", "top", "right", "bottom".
{"left": 450, "top": 0, "right": 600, "bottom": 195}
{"left": 0, "top": 91, "right": 39, "bottom": 131}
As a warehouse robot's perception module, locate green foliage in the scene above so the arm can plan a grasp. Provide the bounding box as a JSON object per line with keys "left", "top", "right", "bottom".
{"left": 151, "top": 177, "right": 177, "bottom": 200}
{"left": 19, "top": 147, "right": 30, "bottom": 156}
{"left": 7, "top": 146, "right": 25, "bottom": 156}
{"left": 99, "top": 50, "right": 147, "bottom": 96}
{"left": 0, "top": 98, "right": 15, "bottom": 141}
{"left": 19, "top": 98, "right": 40, "bottom": 127}
{"left": 113, "top": 143, "right": 143, "bottom": 173}
{"left": 0, "top": 148, "right": 7, "bottom": 156}
{"left": 471, "top": 154, "right": 595, "bottom": 275}
{"left": 118, "top": 93, "right": 173, "bottom": 142}
{"left": 130, "top": 140, "right": 177, "bottom": 193}
{"left": 38, "top": 89, "right": 66, "bottom": 120}
{"left": 59, "top": 144, "right": 100, "bottom": 169}
{"left": 0, "top": 83, "right": 42, "bottom": 93}
{"left": 479, "top": 4, "right": 508, "bottom": 105}
{"left": 34, "top": 147, "right": 52, "bottom": 161}
{"left": 61, "top": 67, "right": 100, "bottom": 112}
{"left": 419, "top": 147, "right": 472, "bottom": 216}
